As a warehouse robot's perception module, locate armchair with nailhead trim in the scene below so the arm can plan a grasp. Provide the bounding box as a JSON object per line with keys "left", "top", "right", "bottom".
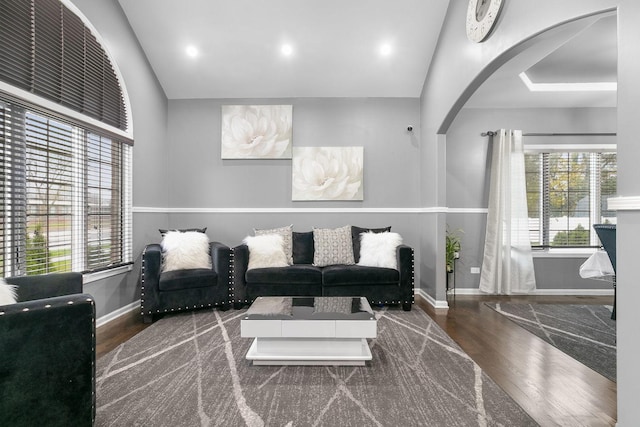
{"left": 140, "top": 241, "right": 232, "bottom": 323}
{"left": 0, "top": 272, "right": 95, "bottom": 427}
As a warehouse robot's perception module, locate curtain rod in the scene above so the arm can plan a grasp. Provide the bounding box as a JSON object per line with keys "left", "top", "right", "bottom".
{"left": 481, "top": 131, "right": 616, "bottom": 137}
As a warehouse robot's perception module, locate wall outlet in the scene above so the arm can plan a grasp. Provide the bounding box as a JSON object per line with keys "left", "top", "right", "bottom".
{"left": 470, "top": 267, "right": 480, "bottom": 274}
{"left": 454, "top": 251, "right": 460, "bottom": 259}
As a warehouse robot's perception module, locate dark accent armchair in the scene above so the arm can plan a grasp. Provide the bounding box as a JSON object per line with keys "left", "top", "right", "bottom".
{"left": 141, "top": 241, "right": 232, "bottom": 323}
{"left": 0, "top": 272, "right": 95, "bottom": 427}
{"left": 593, "top": 224, "right": 616, "bottom": 320}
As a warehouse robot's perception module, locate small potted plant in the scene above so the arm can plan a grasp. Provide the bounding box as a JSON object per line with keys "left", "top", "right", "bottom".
{"left": 446, "top": 228, "right": 463, "bottom": 291}
{"left": 446, "top": 229, "right": 463, "bottom": 272}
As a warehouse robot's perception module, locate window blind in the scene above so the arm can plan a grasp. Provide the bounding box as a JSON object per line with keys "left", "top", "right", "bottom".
{"left": 0, "top": 102, "right": 27, "bottom": 276}
{"left": 1, "top": 97, "right": 132, "bottom": 276}
{"left": 525, "top": 151, "right": 617, "bottom": 248}
{"left": 0, "top": 0, "right": 132, "bottom": 278}
{"left": 0, "top": 0, "right": 127, "bottom": 132}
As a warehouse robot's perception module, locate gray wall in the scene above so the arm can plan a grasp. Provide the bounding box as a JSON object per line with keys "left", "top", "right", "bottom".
{"left": 70, "top": 0, "right": 169, "bottom": 318}
{"left": 614, "top": 2, "right": 640, "bottom": 422}
{"left": 166, "top": 98, "right": 420, "bottom": 209}
{"left": 447, "top": 107, "right": 616, "bottom": 290}
{"left": 421, "top": 0, "right": 640, "bottom": 422}
{"left": 163, "top": 97, "right": 423, "bottom": 278}
{"left": 419, "top": 0, "right": 619, "bottom": 303}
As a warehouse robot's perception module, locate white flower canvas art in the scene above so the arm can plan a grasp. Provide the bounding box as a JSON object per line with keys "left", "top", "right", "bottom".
{"left": 292, "top": 147, "right": 364, "bottom": 201}
{"left": 221, "top": 105, "right": 293, "bottom": 159}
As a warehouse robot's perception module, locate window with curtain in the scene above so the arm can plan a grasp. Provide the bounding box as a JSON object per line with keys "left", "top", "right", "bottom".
{"left": 525, "top": 148, "right": 617, "bottom": 248}
{"left": 0, "top": 0, "right": 132, "bottom": 277}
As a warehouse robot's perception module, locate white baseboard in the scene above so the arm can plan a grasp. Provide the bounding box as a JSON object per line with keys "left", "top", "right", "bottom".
{"left": 415, "top": 288, "right": 449, "bottom": 309}
{"left": 96, "top": 300, "right": 140, "bottom": 328}
{"left": 447, "top": 288, "right": 614, "bottom": 296}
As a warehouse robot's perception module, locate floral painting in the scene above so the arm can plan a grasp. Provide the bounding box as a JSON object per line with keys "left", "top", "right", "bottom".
{"left": 292, "top": 147, "right": 364, "bottom": 201}
{"left": 221, "top": 105, "right": 293, "bottom": 159}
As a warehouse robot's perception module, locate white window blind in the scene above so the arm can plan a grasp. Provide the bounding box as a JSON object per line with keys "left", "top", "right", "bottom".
{"left": 525, "top": 149, "right": 617, "bottom": 248}
{"left": 1, "top": 99, "right": 132, "bottom": 276}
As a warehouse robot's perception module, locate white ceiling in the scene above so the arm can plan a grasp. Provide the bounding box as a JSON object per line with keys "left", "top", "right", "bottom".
{"left": 117, "top": 0, "right": 449, "bottom": 99}
{"left": 117, "top": 1, "right": 617, "bottom": 107}
{"left": 465, "top": 14, "right": 617, "bottom": 109}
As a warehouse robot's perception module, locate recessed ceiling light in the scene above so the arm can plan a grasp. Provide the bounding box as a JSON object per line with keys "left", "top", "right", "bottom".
{"left": 185, "top": 45, "right": 199, "bottom": 58}
{"left": 379, "top": 43, "right": 392, "bottom": 56}
{"left": 519, "top": 72, "right": 616, "bottom": 92}
{"left": 281, "top": 44, "right": 293, "bottom": 56}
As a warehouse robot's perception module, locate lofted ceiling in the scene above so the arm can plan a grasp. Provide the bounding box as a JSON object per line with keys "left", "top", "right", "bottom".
{"left": 117, "top": 1, "right": 617, "bottom": 107}
{"left": 117, "top": 0, "right": 449, "bottom": 99}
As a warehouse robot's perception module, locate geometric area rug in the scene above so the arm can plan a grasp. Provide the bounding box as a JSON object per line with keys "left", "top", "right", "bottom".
{"left": 95, "top": 307, "right": 537, "bottom": 426}
{"left": 485, "top": 303, "right": 616, "bottom": 382}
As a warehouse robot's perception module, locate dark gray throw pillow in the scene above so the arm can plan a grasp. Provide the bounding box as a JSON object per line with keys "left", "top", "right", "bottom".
{"left": 292, "top": 231, "right": 314, "bottom": 264}
{"left": 351, "top": 225, "right": 391, "bottom": 262}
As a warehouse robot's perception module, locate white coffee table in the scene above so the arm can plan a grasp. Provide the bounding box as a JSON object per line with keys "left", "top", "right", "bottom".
{"left": 241, "top": 296, "right": 377, "bottom": 366}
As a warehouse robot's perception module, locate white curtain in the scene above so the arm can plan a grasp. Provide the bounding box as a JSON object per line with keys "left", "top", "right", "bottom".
{"left": 479, "top": 129, "right": 536, "bottom": 294}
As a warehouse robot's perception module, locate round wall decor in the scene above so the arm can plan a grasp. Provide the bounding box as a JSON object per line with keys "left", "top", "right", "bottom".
{"left": 466, "top": 0, "right": 504, "bottom": 43}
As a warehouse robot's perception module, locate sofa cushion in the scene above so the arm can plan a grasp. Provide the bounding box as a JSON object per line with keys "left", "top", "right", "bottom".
{"left": 255, "top": 224, "right": 293, "bottom": 264}
{"left": 159, "top": 227, "right": 207, "bottom": 237}
{"left": 293, "top": 231, "right": 314, "bottom": 264}
{"left": 358, "top": 231, "right": 402, "bottom": 270}
{"left": 246, "top": 264, "right": 322, "bottom": 285}
{"left": 313, "top": 225, "right": 355, "bottom": 266}
{"left": 243, "top": 234, "right": 289, "bottom": 270}
{"left": 322, "top": 264, "right": 399, "bottom": 285}
{"left": 159, "top": 268, "right": 218, "bottom": 291}
{"left": 351, "top": 226, "right": 391, "bottom": 262}
{"left": 246, "top": 282, "right": 323, "bottom": 298}
{"left": 161, "top": 231, "right": 211, "bottom": 272}
{"left": 0, "top": 278, "right": 18, "bottom": 305}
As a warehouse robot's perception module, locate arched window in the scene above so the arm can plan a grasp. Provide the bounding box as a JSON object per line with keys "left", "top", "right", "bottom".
{"left": 0, "top": 0, "right": 132, "bottom": 277}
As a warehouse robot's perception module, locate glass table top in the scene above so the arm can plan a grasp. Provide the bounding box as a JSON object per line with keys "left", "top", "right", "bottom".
{"left": 244, "top": 296, "right": 374, "bottom": 321}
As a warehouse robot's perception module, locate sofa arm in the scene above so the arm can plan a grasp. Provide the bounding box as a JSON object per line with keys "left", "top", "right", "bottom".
{"left": 0, "top": 293, "right": 96, "bottom": 426}
{"left": 232, "top": 244, "right": 250, "bottom": 306}
{"left": 210, "top": 241, "right": 232, "bottom": 298}
{"left": 6, "top": 272, "right": 83, "bottom": 302}
{"left": 397, "top": 245, "right": 415, "bottom": 310}
{"left": 141, "top": 243, "right": 162, "bottom": 317}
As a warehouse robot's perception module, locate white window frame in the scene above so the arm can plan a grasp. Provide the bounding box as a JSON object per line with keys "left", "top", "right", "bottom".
{"left": 525, "top": 143, "right": 617, "bottom": 256}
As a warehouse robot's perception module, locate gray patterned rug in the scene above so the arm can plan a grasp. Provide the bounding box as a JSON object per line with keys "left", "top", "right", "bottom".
{"left": 485, "top": 303, "right": 616, "bottom": 382}
{"left": 95, "top": 307, "right": 536, "bottom": 426}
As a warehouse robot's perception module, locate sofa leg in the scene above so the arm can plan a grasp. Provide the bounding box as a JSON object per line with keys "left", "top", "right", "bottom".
{"left": 143, "top": 314, "right": 154, "bottom": 324}
{"left": 402, "top": 302, "right": 412, "bottom": 311}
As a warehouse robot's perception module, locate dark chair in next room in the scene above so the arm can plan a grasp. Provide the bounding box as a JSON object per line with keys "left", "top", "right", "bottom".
{"left": 593, "top": 224, "right": 616, "bottom": 320}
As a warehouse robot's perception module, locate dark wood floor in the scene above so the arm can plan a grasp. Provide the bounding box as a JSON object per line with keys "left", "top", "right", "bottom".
{"left": 418, "top": 294, "right": 617, "bottom": 427}
{"left": 97, "top": 294, "right": 617, "bottom": 426}
{"left": 96, "top": 310, "right": 150, "bottom": 359}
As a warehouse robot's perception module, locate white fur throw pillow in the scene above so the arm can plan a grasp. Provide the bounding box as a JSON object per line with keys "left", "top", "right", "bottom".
{"left": 243, "top": 234, "right": 289, "bottom": 270}
{"left": 357, "top": 231, "right": 403, "bottom": 270}
{"left": 254, "top": 224, "right": 293, "bottom": 265}
{"left": 161, "top": 231, "right": 212, "bottom": 272}
{"left": 0, "top": 278, "right": 18, "bottom": 305}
